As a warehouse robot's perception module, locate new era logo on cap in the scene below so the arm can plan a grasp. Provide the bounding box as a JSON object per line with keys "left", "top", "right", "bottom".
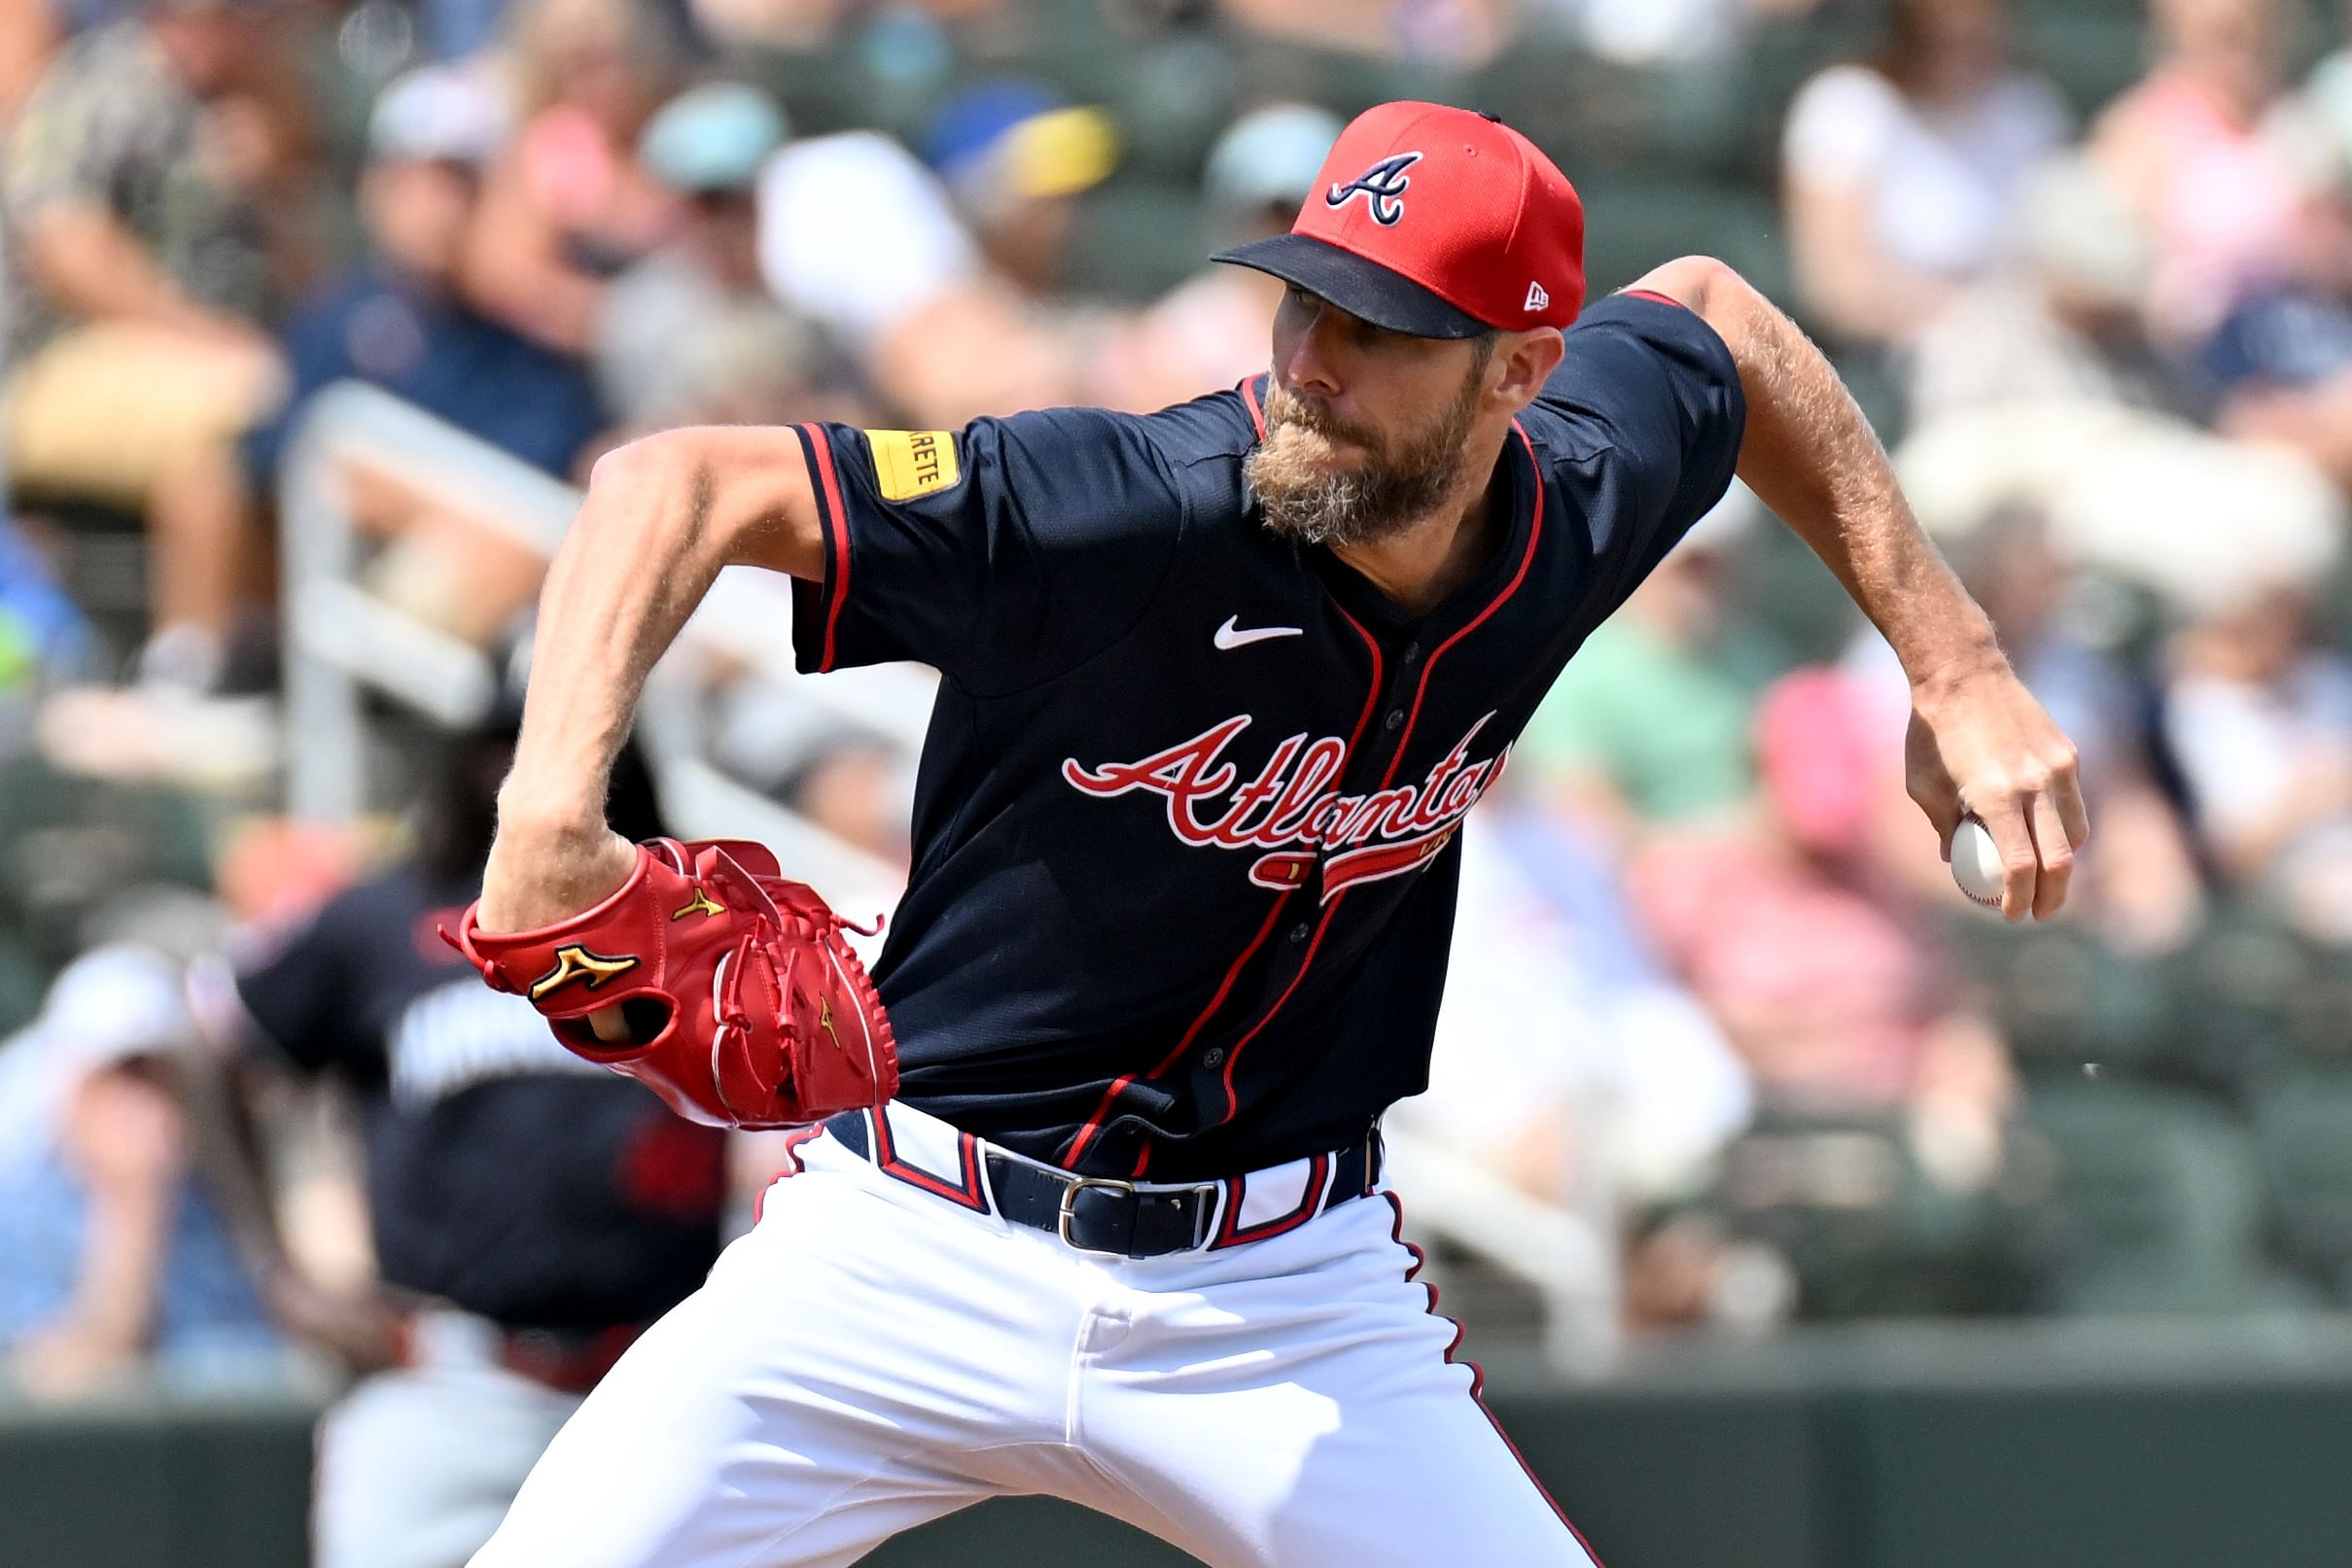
{"left": 1210, "top": 101, "right": 1585, "bottom": 339}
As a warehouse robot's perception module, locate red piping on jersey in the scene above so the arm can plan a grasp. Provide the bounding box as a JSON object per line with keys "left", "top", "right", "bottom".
{"left": 1384, "top": 1193, "right": 1606, "bottom": 1563}
{"left": 1330, "top": 601, "right": 1386, "bottom": 756}
{"left": 1216, "top": 891, "right": 1347, "bottom": 1121}
{"left": 1619, "top": 288, "right": 1684, "bottom": 309}
{"left": 1066, "top": 888, "right": 1294, "bottom": 1173}
{"left": 1211, "top": 457, "right": 1537, "bottom": 1125}
{"left": 1211, "top": 1151, "right": 1331, "bottom": 1248}
{"left": 1208, "top": 602, "right": 1386, "bottom": 1126}
{"left": 869, "top": 1106, "right": 989, "bottom": 1212}
{"left": 1374, "top": 420, "right": 1545, "bottom": 792}
{"left": 799, "top": 423, "right": 851, "bottom": 673}
{"left": 1241, "top": 374, "right": 1267, "bottom": 438}
{"left": 751, "top": 1125, "right": 826, "bottom": 1224}
{"left": 1071, "top": 594, "right": 1386, "bottom": 1173}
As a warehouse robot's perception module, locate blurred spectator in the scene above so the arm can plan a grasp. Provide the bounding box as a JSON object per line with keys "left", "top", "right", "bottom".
{"left": 1104, "top": 101, "right": 1339, "bottom": 411}
{"left": 0, "top": 0, "right": 62, "bottom": 130}
{"left": 2164, "top": 583, "right": 2352, "bottom": 941}
{"left": 0, "top": 946, "right": 275, "bottom": 1397}
{"left": 265, "top": 63, "right": 604, "bottom": 475}
{"left": 1515, "top": 493, "right": 1770, "bottom": 845}
{"left": 2203, "top": 304, "right": 2352, "bottom": 494}
{"left": 2191, "top": 94, "right": 2352, "bottom": 504}
{"left": 685, "top": 0, "right": 1015, "bottom": 52}
{"left": 2285, "top": 0, "right": 2352, "bottom": 185}
{"left": 2, "top": 0, "right": 298, "bottom": 685}
{"left": 757, "top": 128, "right": 982, "bottom": 350}
{"left": 2090, "top": 0, "right": 2315, "bottom": 345}
{"left": 0, "top": 515, "right": 94, "bottom": 685}
{"left": 1553, "top": 0, "right": 1824, "bottom": 67}
{"left": 781, "top": 737, "right": 911, "bottom": 868}
{"left": 1632, "top": 671, "right": 2015, "bottom": 1190}
{"left": 1214, "top": 0, "right": 1516, "bottom": 67}
{"left": 1406, "top": 800, "right": 1753, "bottom": 1210}
{"left": 923, "top": 80, "right": 1120, "bottom": 303}
{"left": 760, "top": 83, "right": 1111, "bottom": 426}
{"left": 597, "top": 82, "right": 852, "bottom": 431}
{"left": 1780, "top": 0, "right": 2067, "bottom": 347}
{"left": 192, "top": 676, "right": 726, "bottom": 1568}
{"left": 1843, "top": 504, "right": 2206, "bottom": 954}
{"left": 1906, "top": 154, "right": 2195, "bottom": 426}
{"left": 191, "top": 64, "right": 605, "bottom": 651}
{"left": 711, "top": 688, "right": 915, "bottom": 870}
{"left": 463, "top": 0, "right": 686, "bottom": 353}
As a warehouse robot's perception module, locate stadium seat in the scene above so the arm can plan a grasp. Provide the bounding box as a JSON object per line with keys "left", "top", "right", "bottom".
{"left": 2248, "top": 1069, "right": 2352, "bottom": 1305}
{"left": 1709, "top": 1113, "right": 2048, "bottom": 1319}
{"left": 1948, "top": 919, "right": 2185, "bottom": 1083}
{"left": 2020, "top": 1080, "right": 2315, "bottom": 1314}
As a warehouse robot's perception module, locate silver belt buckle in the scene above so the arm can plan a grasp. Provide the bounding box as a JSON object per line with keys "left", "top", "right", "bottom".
{"left": 1057, "top": 1175, "right": 1139, "bottom": 1257}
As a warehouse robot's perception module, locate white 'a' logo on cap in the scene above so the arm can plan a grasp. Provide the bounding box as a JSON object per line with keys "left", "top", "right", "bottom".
{"left": 1525, "top": 281, "right": 1550, "bottom": 312}
{"left": 1327, "top": 152, "right": 1422, "bottom": 226}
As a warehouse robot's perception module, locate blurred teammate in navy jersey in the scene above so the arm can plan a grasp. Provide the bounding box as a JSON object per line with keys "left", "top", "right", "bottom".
{"left": 195, "top": 670, "right": 722, "bottom": 1568}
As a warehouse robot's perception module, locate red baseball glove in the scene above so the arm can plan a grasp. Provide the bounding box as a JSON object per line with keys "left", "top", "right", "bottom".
{"left": 441, "top": 838, "right": 897, "bottom": 1129}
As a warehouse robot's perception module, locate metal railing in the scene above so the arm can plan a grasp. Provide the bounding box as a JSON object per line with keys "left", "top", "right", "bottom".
{"left": 275, "top": 382, "right": 927, "bottom": 902}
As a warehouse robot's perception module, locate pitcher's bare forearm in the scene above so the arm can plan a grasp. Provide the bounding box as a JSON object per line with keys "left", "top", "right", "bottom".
{"left": 1631, "top": 257, "right": 2000, "bottom": 698}
{"left": 484, "top": 426, "right": 825, "bottom": 931}
{"left": 1631, "top": 257, "right": 2086, "bottom": 918}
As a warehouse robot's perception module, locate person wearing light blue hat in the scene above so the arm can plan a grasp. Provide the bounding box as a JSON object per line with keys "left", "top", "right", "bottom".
{"left": 1106, "top": 101, "right": 1343, "bottom": 408}
{"left": 597, "top": 83, "right": 846, "bottom": 430}
{"left": 1202, "top": 101, "right": 1348, "bottom": 245}
{"left": 637, "top": 82, "right": 790, "bottom": 198}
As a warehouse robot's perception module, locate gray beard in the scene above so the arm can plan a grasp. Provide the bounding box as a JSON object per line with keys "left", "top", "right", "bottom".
{"left": 1246, "top": 345, "right": 1490, "bottom": 548}
{"left": 1246, "top": 439, "right": 1471, "bottom": 547}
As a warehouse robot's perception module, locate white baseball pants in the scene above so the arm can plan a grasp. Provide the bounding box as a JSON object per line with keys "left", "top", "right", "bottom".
{"left": 469, "top": 1112, "right": 1602, "bottom": 1568}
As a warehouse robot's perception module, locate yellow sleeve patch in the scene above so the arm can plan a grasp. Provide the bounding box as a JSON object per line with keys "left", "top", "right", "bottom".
{"left": 864, "top": 430, "right": 962, "bottom": 501}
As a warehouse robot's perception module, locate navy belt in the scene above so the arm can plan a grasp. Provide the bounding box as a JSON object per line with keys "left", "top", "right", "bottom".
{"left": 824, "top": 1110, "right": 1378, "bottom": 1258}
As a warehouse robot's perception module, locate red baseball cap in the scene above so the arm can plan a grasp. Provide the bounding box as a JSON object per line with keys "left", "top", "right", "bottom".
{"left": 1212, "top": 100, "right": 1585, "bottom": 339}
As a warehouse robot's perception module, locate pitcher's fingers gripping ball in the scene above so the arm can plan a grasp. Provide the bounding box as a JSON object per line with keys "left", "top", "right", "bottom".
{"left": 443, "top": 838, "right": 898, "bottom": 1127}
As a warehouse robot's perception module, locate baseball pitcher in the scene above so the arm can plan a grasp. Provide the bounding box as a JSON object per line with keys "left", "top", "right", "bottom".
{"left": 450, "top": 103, "right": 2087, "bottom": 1566}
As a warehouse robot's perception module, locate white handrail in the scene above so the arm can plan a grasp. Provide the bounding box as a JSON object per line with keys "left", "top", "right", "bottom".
{"left": 273, "top": 381, "right": 911, "bottom": 902}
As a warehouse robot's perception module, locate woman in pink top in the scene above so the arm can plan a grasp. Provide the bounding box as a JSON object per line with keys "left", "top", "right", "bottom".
{"left": 2092, "top": 0, "right": 2317, "bottom": 343}
{"left": 1781, "top": 0, "right": 2069, "bottom": 347}
{"left": 463, "top": 0, "right": 686, "bottom": 353}
{"left": 1632, "top": 670, "right": 2009, "bottom": 1120}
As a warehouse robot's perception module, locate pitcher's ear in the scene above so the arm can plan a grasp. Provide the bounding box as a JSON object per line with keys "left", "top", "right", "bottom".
{"left": 1496, "top": 327, "right": 1564, "bottom": 404}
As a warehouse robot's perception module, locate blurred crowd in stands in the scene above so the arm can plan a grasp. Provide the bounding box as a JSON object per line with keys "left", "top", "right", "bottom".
{"left": 8, "top": 0, "right": 2352, "bottom": 1407}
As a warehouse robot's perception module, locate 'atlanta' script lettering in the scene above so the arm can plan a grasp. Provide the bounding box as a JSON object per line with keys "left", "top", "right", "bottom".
{"left": 1061, "top": 714, "right": 1506, "bottom": 899}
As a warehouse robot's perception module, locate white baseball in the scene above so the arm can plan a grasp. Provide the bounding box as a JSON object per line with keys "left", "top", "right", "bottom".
{"left": 1949, "top": 817, "right": 2005, "bottom": 908}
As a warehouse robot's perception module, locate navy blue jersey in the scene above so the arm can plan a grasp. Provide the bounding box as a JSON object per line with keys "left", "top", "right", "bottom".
{"left": 789, "top": 294, "right": 1744, "bottom": 1180}
{"left": 235, "top": 866, "right": 726, "bottom": 1330}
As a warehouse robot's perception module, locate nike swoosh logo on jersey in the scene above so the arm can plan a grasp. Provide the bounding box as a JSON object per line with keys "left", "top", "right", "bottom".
{"left": 1213, "top": 616, "right": 1303, "bottom": 650}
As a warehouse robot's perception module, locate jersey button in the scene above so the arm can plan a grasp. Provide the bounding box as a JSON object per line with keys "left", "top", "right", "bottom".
{"left": 1384, "top": 708, "right": 1405, "bottom": 731}
{"left": 1402, "top": 642, "right": 1421, "bottom": 664}
{"left": 1288, "top": 922, "right": 1311, "bottom": 943}
{"left": 1201, "top": 1046, "right": 1227, "bottom": 1068}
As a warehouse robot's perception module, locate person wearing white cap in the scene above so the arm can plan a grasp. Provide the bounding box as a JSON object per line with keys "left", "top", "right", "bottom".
{"left": 0, "top": 946, "right": 275, "bottom": 1396}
